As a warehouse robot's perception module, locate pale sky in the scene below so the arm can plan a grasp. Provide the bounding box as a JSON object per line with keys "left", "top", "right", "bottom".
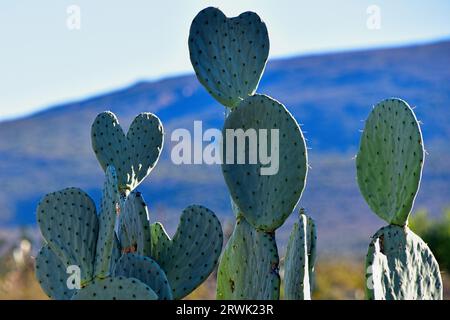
{"left": 1, "top": 0, "right": 450, "bottom": 120}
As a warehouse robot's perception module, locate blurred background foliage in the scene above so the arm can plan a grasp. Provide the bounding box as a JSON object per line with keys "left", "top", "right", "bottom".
{"left": 409, "top": 209, "right": 450, "bottom": 272}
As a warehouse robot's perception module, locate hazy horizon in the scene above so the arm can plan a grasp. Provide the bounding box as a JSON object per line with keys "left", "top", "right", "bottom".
{"left": 1, "top": 37, "right": 449, "bottom": 123}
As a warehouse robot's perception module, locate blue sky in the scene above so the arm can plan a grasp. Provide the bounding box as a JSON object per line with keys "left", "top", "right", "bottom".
{"left": 1, "top": 0, "right": 450, "bottom": 120}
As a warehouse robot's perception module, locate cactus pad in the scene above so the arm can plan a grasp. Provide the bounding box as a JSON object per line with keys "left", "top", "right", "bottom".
{"left": 91, "top": 111, "right": 164, "bottom": 194}
{"left": 71, "top": 276, "right": 158, "bottom": 300}
{"left": 189, "top": 7, "right": 269, "bottom": 108}
{"left": 284, "top": 210, "right": 317, "bottom": 300}
{"left": 150, "top": 205, "right": 223, "bottom": 299}
{"left": 114, "top": 253, "right": 173, "bottom": 300}
{"left": 307, "top": 214, "right": 317, "bottom": 290}
{"left": 365, "top": 225, "right": 443, "bottom": 300}
{"left": 118, "top": 192, "right": 152, "bottom": 256}
{"left": 356, "top": 98, "right": 424, "bottom": 225}
{"left": 37, "top": 187, "right": 98, "bottom": 284}
{"left": 94, "top": 166, "right": 120, "bottom": 278}
{"left": 222, "top": 94, "right": 308, "bottom": 231}
{"left": 35, "top": 244, "right": 76, "bottom": 300}
{"left": 216, "top": 218, "right": 280, "bottom": 299}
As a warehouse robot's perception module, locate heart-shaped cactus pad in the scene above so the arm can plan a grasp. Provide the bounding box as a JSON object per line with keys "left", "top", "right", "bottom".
{"left": 189, "top": 7, "right": 269, "bottom": 109}
{"left": 150, "top": 205, "right": 223, "bottom": 299}
{"left": 91, "top": 111, "right": 164, "bottom": 194}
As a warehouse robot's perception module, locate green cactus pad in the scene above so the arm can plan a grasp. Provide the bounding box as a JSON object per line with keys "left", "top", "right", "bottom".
{"left": 37, "top": 187, "right": 98, "bottom": 284}
{"left": 222, "top": 94, "right": 308, "bottom": 231}
{"left": 94, "top": 166, "right": 120, "bottom": 278}
{"left": 216, "top": 218, "right": 280, "bottom": 300}
{"left": 284, "top": 210, "right": 317, "bottom": 300}
{"left": 365, "top": 225, "right": 443, "bottom": 300}
{"left": 35, "top": 245, "right": 76, "bottom": 300}
{"left": 189, "top": 7, "right": 269, "bottom": 108}
{"left": 71, "top": 276, "right": 158, "bottom": 300}
{"left": 356, "top": 98, "right": 424, "bottom": 225}
{"left": 114, "top": 253, "right": 173, "bottom": 300}
{"left": 307, "top": 214, "right": 317, "bottom": 290}
{"left": 118, "top": 192, "right": 152, "bottom": 256}
{"left": 150, "top": 205, "right": 223, "bottom": 299}
{"left": 91, "top": 111, "right": 164, "bottom": 194}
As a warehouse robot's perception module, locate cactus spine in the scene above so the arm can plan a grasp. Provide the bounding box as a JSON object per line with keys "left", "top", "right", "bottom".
{"left": 189, "top": 7, "right": 315, "bottom": 300}
{"left": 35, "top": 111, "right": 223, "bottom": 299}
{"left": 356, "top": 98, "right": 443, "bottom": 300}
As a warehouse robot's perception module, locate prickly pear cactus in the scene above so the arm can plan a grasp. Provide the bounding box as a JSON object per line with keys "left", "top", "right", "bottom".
{"left": 189, "top": 7, "right": 269, "bottom": 109}
{"left": 284, "top": 209, "right": 317, "bottom": 300}
{"left": 150, "top": 205, "right": 223, "bottom": 299}
{"left": 217, "top": 218, "right": 280, "bottom": 299}
{"left": 358, "top": 98, "right": 443, "bottom": 300}
{"left": 189, "top": 7, "right": 311, "bottom": 300}
{"left": 37, "top": 106, "right": 222, "bottom": 299}
{"left": 114, "top": 253, "right": 172, "bottom": 300}
{"left": 71, "top": 276, "right": 158, "bottom": 300}
{"left": 35, "top": 244, "right": 76, "bottom": 300}
{"left": 222, "top": 94, "right": 307, "bottom": 231}
{"left": 118, "top": 191, "right": 152, "bottom": 256}
{"left": 365, "top": 225, "right": 443, "bottom": 300}
{"left": 356, "top": 98, "right": 424, "bottom": 226}
{"left": 91, "top": 111, "right": 164, "bottom": 194}
{"left": 94, "top": 166, "right": 121, "bottom": 278}
{"left": 37, "top": 187, "right": 99, "bottom": 285}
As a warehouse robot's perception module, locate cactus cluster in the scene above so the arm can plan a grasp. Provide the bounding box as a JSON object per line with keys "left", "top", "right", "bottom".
{"left": 189, "top": 7, "right": 316, "bottom": 300}
{"left": 34, "top": 6, "right": 444, "bottom": 300}
{"left": 35, "top": 112, "right": 223, "bottom": 300}
{"left": 356, "top": 98, "right": 443, "bottom": 300}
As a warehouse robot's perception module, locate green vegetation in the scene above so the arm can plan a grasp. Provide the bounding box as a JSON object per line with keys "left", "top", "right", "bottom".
{"left": 410, "top": 209, "right": 450, "bottom": 272}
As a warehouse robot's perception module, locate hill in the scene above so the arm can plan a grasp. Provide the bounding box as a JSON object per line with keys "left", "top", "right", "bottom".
{"left": 1, "top": 40, "right": 449, "bottom": 254}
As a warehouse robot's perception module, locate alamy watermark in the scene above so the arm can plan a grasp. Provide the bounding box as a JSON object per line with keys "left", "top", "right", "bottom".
{"left": 66, "top": 265, "right": 81, "bottom": 289}
{"left": 366, "top": 5, "right": 381, "bottom": 30}
{"left": 171, "top": 121, "right": 279, "bottom": 176}
{"left": 66, "top": 5, "right": 81, "bottom": 30}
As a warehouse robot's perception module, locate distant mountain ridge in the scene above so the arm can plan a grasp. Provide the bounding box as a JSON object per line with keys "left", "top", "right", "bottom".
{"left": 1, "top": 40, "right": 449, "bottom": 254}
